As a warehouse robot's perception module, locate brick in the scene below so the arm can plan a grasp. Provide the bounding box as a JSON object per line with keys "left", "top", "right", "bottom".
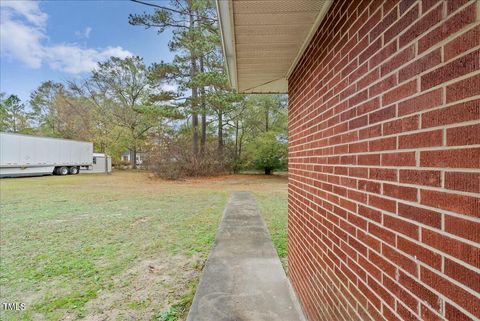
{"left": 383, "top": 0, "right": 401, "bottom": 16}
{"left": 357, "top": 97, "right": 380, "bottom": 116}
{"left": 384, "top": 214, "right": 419, "bottom": 238}
{"left": 383, "top": 115, "right": 419, "bottom": 135}
{"left": 383, "top": 183, "right": 417, "bottom": 202}
{"left": 358, "top": 205, "right": 382, "bottom": 222}
{"left": 384, "top": 4, "right": 419, "bottom": 44}
{"left": 341, "top": 58, "right": 359, "bottom": 79}
{"left": 399, "top": 271, "right": 440, "bottom": 309}
{"left": 447, "top": 0, "right": 470, "bottom": 14}
{"left": 398, "top": 48, "right": 442, "bottom": 82}
{"left": 349, "top": 167, "right": 369, "bottom": 178}
{"left": 357, "top": 230, "right": 381, "bottom": 253}
{"left": 397, "top": 236, "right": 441, "bottom": 270}
{"left": 358, "top": 8, "right": 382, "bottom": 40}
{"left": 447, "top": 123, "right": 480, "bottom": 146}
{"left": 445, "top": 215, "right": 480, "bottom": 243}
{"left": 349, "top": 36, "right": 369, "bottom": 61}
{"left": 357, "top": 68, "right": 380, "bottom": 91}
{"left": 359, "top": 124, "right": 382, "bottom": 139}
{"left": 358, "top": 154, "right": 380, "bottom": 165}
{"left": 382, "top": 243, "right": 417, "bottom": 276}
{"left": 422, "top": 99, "right": 480, "bottom": 128}
{"left": 383, "top": 306, "right": 402, "bottom": 321}
{"left": 381, "top": 152, "right": 416, "bottom": 167}
{"left": 400, "top": 169, "right": 441, "bottom": 187}
{"left": 369, "top": 74, "right": 397, "bottom": 98}
{"left": 421, "top": 0, "right": 440, "bottom": 13}
{"left": 418, "top": 3, "right": 477, "bottom": 53}
{"left": 397, "top": 88, "right": 442, "bottom": 116}
{"left": 369, "top": 105, "right": 396, "bottom": 124}
{"left": 381, "top": 46, "right": 416, "bottom": 77}
{"left": 349, "top": 62, "right": 369, "bottom": 85}
{"left": 398, "top": 129, "right": 443, "bottom": 149}
{"left": 446, "top": 303, "right": 476, "bottom": 321}
{"left": 369, "top": 40, "right": 398, "bottom": 69}
{"left": 422, "top": 50, "right": 480, "bottom": 90}
{"left": 369, "top": 168, "right": 398, "bottom": 182}
{"left": 444, "top": 25, "right": 480, "bottom": 61}
{"left": 369, "top": 275, "right": 396, "bottom": 307}
{"left": 349, "top": 115, "right": 368, "bottom": 130}
{"left": 359, "top": 38, "right": 382, "bottom": 65}
{"left": 420, "top": 148, "right": 480, "bottom": 169}
{"left": 397, "top": 203, "right": 441, "bottom": 228}
{"left": 370, "top": 7, "right": 398, "bottom": 41}
{"left": 369, "top": 248, "right": 397, "bottom": 276}
{"left": 397, "top": 302, "right": 421, "bottom": 321}
{"left": 382, "top": 80, "right": 417, "bottom": 105}
{"left": 420, "top": 304, "right": 443, "bottom": 321}
{"left": 399, "top": 3, "right": 443, "bottom": 47}
{"left": 444, "top": 172, "right": 480, "bottom": 193}
{"left": 421, "top": 189, "right": 480, "bottom": 217}
{"left": 369, "top": 137, "right": 397, "bottom": 152}
{"left": 382, "top": 276, "right": 418, "bottom": 311}
{"left": 421, "top": 267, "right": 480, "bottom": 318}
{"left": 349, "top": 89, "right": 368, "bottom": 107}
{"left": 445, "top": 258, "right": 480, "bottom": 293}
{"left": 423, "top": 229, "right": 480, "bottom": 267}
{"left": 446, "top": 74, "right": 480, "bottom": 103}
{"left": 369, "top": 194, "right": 397, "bottom": 213}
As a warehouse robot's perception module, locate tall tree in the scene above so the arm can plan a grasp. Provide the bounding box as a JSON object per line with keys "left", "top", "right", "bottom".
{"left": 70, "top": 56, "right": 174, "bottom": 168}
{"left": 130, "top": 0, "right": 221, "bottom": 165}
{"left": 30, "top": 81, "right": 65, "bottom": 135}
{"left": 0, "top": 93, "right": 31, "bottom": 133}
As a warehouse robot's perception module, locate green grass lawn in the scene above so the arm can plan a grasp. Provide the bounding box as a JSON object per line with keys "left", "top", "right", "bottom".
{"left": 0, "top": 171, "right": 287, "bottom": 321}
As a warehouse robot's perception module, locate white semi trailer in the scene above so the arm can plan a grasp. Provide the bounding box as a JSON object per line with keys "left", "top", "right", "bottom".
{"left": 0, "top": 133, "right": 93, "bottom": 177}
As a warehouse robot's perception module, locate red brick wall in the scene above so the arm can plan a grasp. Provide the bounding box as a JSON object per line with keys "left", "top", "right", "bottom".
{"left": 287, "top": 1, "right": 479, "bottom": 320}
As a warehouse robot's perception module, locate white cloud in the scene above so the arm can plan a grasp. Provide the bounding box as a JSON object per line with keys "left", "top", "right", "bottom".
{"left": 1, "top": 1, "right": 47, "bottom": 28}
{"left": 0, "top": 1, "right": 133, "bottom": 74}
{"left": 75, "top": 26, "right": 92, "bottom": 39}
{"left": 45, "top": 44, "right": 132, "bottom": 74}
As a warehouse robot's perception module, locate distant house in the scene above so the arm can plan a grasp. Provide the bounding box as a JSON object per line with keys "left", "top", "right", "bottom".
{"left": 121, "top": 150, "right": 146, "bottom": 166}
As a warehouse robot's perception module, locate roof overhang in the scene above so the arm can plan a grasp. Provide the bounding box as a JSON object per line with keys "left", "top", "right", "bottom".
{"left": 216, "top": 0, "right": 333, "bottom": 93}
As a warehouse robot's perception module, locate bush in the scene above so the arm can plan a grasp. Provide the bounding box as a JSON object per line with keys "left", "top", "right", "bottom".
{"left": 145, "top": 135, "right": 228, "bottom": 180}
{"left": 245, "top": 132, "right": 287, "bottom": 175}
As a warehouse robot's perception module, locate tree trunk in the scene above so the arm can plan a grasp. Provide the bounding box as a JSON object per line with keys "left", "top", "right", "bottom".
{"left": 131, "top": 148, "right": 137, "bottom": 169}
{"left": 200, "top": 55, "right": 206, "bottom": 155}
{"left": 265, "top": 167, "right": 272, "bottom": 175}
{"left": 189, "top": 9, "right": 199, "bottom": 160}
{"left": 217, "top": 111, "right": 223, "bottom": 157}
{"left": 105, "top": 153, "right": 109, "bottom": 174}
{"left": 265, "top": 105, "right": 269, "bottom": 132}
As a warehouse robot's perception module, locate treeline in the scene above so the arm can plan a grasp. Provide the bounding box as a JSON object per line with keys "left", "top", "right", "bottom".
{"left": 0, "top": 0, "right": 287, "bottom": 178}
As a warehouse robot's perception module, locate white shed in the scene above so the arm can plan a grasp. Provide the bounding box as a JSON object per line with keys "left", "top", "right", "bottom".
{"left": 82, "top": 153, "right": 112, "bottom": 174}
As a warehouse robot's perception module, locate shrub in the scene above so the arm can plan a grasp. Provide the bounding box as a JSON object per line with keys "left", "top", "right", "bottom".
{"left": 145, "top": 135, "right": 228, "bottom": 180}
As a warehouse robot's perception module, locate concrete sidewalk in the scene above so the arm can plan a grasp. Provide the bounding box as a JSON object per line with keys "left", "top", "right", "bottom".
{"left": 186, "top": 192, "right": 305, "bottom": 321}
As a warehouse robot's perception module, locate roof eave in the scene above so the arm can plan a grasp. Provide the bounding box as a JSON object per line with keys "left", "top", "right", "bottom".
{"left": 216, "top": 0, "right": 238, "bottom": 91}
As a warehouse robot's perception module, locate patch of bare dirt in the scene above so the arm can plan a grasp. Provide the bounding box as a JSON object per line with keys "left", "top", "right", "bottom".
{"left": 66, "top": 254, "right": 204, "bottom": 321}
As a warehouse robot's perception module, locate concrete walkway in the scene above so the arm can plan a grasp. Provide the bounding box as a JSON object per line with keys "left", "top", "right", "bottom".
{"left": 186, "top": 192, "right": 305, "bottom": 321}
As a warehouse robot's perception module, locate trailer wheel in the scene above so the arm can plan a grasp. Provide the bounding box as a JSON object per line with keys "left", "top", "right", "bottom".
{"left": 69, "top": 166, "right": 79, "bottom": 175}
{"left": 57, "top": 166, "right": 69, "bottom": 176}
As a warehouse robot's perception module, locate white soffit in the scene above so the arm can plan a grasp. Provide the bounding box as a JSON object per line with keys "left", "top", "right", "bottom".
{"left": 217, "top": 0, "right": 333, "bottom": 93}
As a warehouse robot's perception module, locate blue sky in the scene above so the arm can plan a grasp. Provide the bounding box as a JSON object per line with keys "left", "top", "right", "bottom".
{"left": 0, "top": 0, "right": 174, "bottom": 102}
